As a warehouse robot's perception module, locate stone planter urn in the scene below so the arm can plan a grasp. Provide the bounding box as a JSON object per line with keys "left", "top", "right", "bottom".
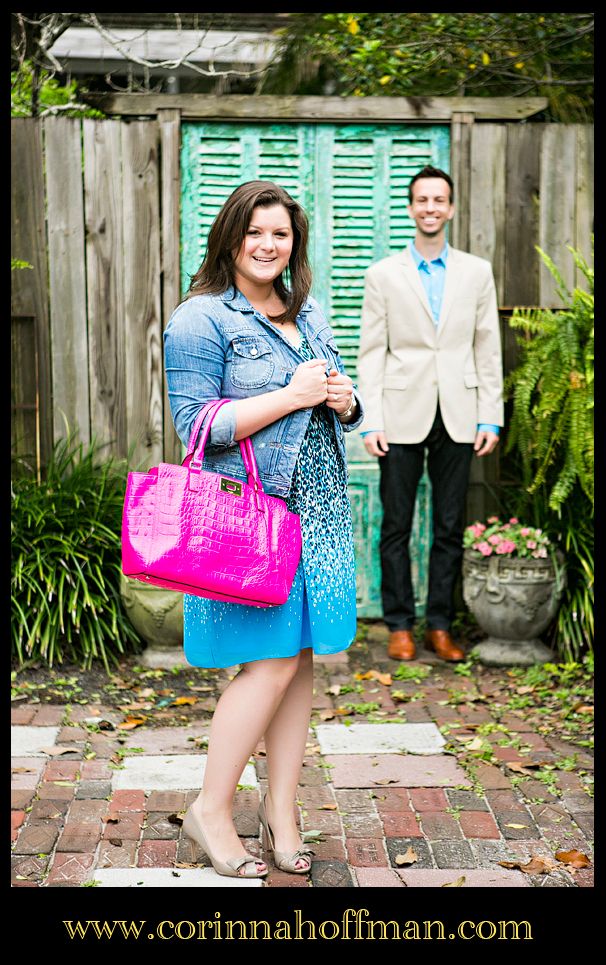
{"left": 462, "top": 550, "right": 566, "bottom": 666}
{"left": 120, "top": 575, "right": 187, "bottom": 669}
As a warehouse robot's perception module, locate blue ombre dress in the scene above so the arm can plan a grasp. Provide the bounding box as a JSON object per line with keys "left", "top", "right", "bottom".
{"left": 183, "top": 338, "right": 357, "bottom": 668}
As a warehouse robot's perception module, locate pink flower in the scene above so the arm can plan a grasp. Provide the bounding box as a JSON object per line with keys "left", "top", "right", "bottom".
{"left": 476, "top": 542, "right": 493, "bottom": 556}
{"left": 467, "top": 523, "right": 486, "bottom": 538}
{"left": 496, "top": 540, "right": 516, "bottom": 554}
{"left": 509, "top": 517, "right": 519, "bottom": 524}
{"left": 487, "top": 516, "right": 500, "bottom": 524}
{"left": 502, "top": 523, "right": 511, "bottom": 530}
{"left": 520, "top": 528, "right": 531, "bottom": 536}
{"left": 526, "top": 540, "right": 537, "bottom": 549}
{"left": 488, "top": 534, "right": 502, "bottom": 545}
{"left": 536, "top": 547, "right": 548, "bottom": 558}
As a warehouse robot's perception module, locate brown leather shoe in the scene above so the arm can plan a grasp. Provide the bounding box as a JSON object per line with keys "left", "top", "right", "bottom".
{"left": 424, "top": 629, "right": 465, "bottom": 662}
{"left": 387, "top": 630, "right": 416, "bottom": 661}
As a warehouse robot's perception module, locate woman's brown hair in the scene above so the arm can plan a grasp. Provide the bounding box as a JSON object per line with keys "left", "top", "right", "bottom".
{"left": 183, "top": 180, "right": 312, "bottom": 325}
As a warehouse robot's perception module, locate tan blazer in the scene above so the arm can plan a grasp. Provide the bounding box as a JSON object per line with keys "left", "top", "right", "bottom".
{"left": 357, "top": 246, "right": 504, "bottom": 444}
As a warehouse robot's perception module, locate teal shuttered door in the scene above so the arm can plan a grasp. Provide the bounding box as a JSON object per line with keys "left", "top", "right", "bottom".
{"left": 181, "top": 122, "right": 450, "bottom": 618}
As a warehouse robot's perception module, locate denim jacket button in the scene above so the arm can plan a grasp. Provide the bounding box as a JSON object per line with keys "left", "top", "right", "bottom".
{"left": 250, "top": 347, "right": 258, "bottom": 356}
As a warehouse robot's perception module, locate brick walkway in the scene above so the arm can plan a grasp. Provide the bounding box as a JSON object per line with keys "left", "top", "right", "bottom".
{"left": 11, "top": 627, "right": 593, "bottom": 888}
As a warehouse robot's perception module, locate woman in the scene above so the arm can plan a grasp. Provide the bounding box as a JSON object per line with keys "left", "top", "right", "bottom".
{"left": 163, "top": 181, "right": 364, "bottom": 879}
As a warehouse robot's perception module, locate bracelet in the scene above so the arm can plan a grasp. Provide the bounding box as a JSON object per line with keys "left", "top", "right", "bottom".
{"left": 338, "top": 396, "right": 357, "bottom": 423}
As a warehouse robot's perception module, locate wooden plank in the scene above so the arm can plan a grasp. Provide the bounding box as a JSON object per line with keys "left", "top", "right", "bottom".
{"left": 466, "top": 124, "right": 506, "bottom": 522}
{"left": 44, "top": 117, "right": 91, "bottom": 446}
{"left": 10, "top": 119, "right": 53, "bottom": 467}
{"left": 469, "top": 124, "right": 506, "bottom": 303}
{"left": 449, "top": 112, "right": 474, "bottom": 251}
{"left": 87, "top": 93, "right": 548, "bottom": 121}
{"left": 539, "top": 125, "right": 577, "bottom": 306}
{"left": 575, "top": 124, "right": 594, "bottom": 285}
{"left": 11, "top": 315, "right": 39, "bottom": 474}
{"left": 158, "top": 109, "right": 183, "bottom": 465}
{"left": 504, "top": 124, "right": 541, "bottom": 307}
{"left": 83, "top": 119, "right": 126, "bottom": 457}
{"left": 121, "top": 121, "right": 164, "bottom": 471}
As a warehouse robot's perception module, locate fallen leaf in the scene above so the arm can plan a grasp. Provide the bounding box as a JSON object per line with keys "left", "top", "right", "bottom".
{"left": 499, "top": 856, "right": 555, "bottom": 875}
{"left": 156, "top": 689, "right": 174, "bottom": 697}
{"left": 137, "top": 688, "right": 157, "bottom": 698}
{"left": 167, "top": 813, "right": 183, "bottom": 825}
{"left": 305, "top": 745, "right": 322, "bottom": 756}
{"left": 318, "top": 804, "right": 338, "bottom": 811}
{"left": 395, "top": 847, "right": 417, "bottom": 866}
{"left": 516, "top": 685, "right": 535, "bottom": 694}
{"left": 326, "top": 685, "right": 342, "bottom": 696}
{"left": 174, "top": 861, "right": 198, "bottom": 869}
{"left": 555, "top": 849, "right": 591, "bottom": 869}
{"left": 505, "top": 762, "right": 539, "bottom": 775}
{"left": 572, "top": 704, "right": 593, "bottom": 715}
{"left": 103, "top": 814, "right": 120, "bottom": 823}
{"left": 49, "top": 780, "right": 75, "bottom": 787}
{"left": 12, "top": 767, "right": 37, "bottom": 773}
{"left": 504, "top": 823, "right": 529, "bottom": 829}
{"left": 39, "top": 746, "right": 78, "bottom": 756}
{"left": 354, "top": 670, "right": 393, "bottom": 686}
{"left": 117, "top": 716, "right": 147, "bottom": 730}
{"left": 442, "top": 875, "right": 466, "bottom": 887}
{"left": 189, "top": 686, "right": 213, "bottom": 693}
{"left": 390, "top": 691, "right": 410, "bottom": 703}
{"left": 373, "top": 778, "right": 399, "bottom": 786}
{"left": 334, "top": 706, "right": 354, "bottom": 716}
{"left": 108, "top": 838, "right": 123, "bottom": 847}
{"left": 465, "top": 737, "right": 487, "bottom": 751}
{"left": 170, "top": 696, "right": 198, "bottom": 706}
{"left": 319, "top": 710, "right": 335, "bottom": 721}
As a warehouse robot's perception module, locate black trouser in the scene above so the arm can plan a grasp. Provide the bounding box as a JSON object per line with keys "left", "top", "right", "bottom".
{"left": 379, "top": 406, "right": 474, "bottom": 632}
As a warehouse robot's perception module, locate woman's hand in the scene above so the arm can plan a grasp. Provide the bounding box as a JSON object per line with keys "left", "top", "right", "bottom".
{"left": 287, "top": 359, "right": 329, "bottom": 409}
{"left": 326, "top": 368, "right": 355, "bottom": 417}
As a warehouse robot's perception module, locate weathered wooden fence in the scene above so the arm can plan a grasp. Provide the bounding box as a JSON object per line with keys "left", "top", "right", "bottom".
{"left": 12, "top": 106, "right": 593, "bottom": 526}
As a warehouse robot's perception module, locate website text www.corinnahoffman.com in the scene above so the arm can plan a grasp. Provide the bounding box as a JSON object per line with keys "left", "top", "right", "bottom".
{"left": 62, "top": 911, "right": 534, "bottom": 942}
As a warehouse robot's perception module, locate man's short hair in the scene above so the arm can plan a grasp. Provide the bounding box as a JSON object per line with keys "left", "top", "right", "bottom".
{"left": 409, "top": 166, "right": 454, "bottom": 204}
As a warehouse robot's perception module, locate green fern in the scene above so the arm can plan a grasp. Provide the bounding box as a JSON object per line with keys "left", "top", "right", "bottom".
{"left": 505, "top": 243, "right": 594, "bottom": 512}
{"left": 503, "top": 242, "right": 593, "bottom": 658}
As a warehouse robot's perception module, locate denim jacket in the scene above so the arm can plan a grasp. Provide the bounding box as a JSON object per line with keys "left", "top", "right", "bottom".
{"left": 163, "top": 287, "right": 365, "bottom": 498}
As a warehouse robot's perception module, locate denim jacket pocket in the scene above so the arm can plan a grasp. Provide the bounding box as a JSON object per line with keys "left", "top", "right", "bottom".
{"left": 228, "top": 336, "right": 275, "bottom": 388}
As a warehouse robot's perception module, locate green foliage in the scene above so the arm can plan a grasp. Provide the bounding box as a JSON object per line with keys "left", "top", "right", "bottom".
{"left": 11, "top": 435, "right": 143, "bottom": 670}
{"left": 11, "top": 259, "right": 33, "bottom": 271}
{"left": 11, "top": 60, "right": 105, "bottom": 118}
{"left": 261, "top": 12, "right": 593, "bottom": 122}
{"left": 505, "top": 243, "right": 593, "bottom": 513}
{"left": 503, "top": 244, "right": 593, "bottom": 660}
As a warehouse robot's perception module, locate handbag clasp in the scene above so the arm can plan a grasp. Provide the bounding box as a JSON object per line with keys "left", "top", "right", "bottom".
{"left": 220, "top": 477, "right": 242, "bottom": 497}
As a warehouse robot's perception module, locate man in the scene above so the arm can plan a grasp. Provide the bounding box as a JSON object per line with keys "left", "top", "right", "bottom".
{"left": 357, "top": 165, "right": 503, "bottom": 662}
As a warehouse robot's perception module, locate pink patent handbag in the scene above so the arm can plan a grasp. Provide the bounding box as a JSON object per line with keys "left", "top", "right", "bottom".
{"left": 121, "top": 399, "right": 302, "bottom": 606}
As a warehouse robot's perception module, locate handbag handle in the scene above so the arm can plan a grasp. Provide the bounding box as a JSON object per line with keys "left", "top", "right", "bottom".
{"left": 187, "top": 399, "right": 264, "bottom": 492}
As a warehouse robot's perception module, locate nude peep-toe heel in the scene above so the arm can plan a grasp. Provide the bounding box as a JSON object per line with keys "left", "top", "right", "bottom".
{"left": 182, "top": 805, "right": 268, "bottom": 879}
{"left": 258, "top": 793, "right": 314, "bottom": 875}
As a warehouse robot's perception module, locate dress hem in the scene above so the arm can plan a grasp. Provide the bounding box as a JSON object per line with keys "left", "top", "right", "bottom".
{"left": 184, "top": 637, "right": 355, "bottom": 670}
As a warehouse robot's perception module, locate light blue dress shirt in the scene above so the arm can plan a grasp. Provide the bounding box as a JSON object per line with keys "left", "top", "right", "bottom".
{"left": 361, "top": 242, "right": 500, "bottom": 438}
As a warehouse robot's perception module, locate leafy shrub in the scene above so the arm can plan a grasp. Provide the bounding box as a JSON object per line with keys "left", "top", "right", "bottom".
{"left": 11, "top": 435, "right": 143, "bottom": 670}
{"left": 504, "top": 242, "right": 593, "bottom": 660}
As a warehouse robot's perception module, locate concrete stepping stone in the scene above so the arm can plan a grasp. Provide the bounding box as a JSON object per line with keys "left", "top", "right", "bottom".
{"left": 396, "top": 868, "right": 532, "bottom": 887}
{"left": 90, "top": 867, "right": 262, "bottom": 887}
{"left": 111, "top": 754, "right": 258, "bottom": 791}
{"left": 11, "top": 726, "right": 60, "bottom": 757}
{"left": 315, "top": 723, "right": 446, "bottom": 756}
{"left": 11, "top": 757, "right": 46, "bottom": 789}
{"left": 326, "top": 754, "right": 471, "bottom": 788}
